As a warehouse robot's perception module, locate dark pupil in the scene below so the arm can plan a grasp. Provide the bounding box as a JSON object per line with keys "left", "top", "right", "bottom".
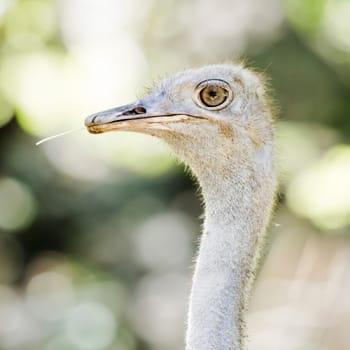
{"left": 200, "top": 85, "right": 228, "bottom": 107}
{"left": 209, "top": 89, "right": 217, "bottom": 97}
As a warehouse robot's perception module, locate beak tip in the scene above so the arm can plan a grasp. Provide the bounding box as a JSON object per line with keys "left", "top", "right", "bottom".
{"left": 85, "top": 113, "right": 102, "bottom": 134}
{"left": 85, "top": 114, "right": 96, "bottom": 127}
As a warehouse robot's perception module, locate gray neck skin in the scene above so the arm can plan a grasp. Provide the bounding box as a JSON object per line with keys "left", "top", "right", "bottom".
{"left": 184, "top": 144, "right": 276, "bottom": 350}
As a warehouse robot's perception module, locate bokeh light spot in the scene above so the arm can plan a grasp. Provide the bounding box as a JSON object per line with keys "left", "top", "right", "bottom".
{"left": 323, "top": 0, "right": 350, "bottom": 51}
{"left": 133, "top": 212, "right": 194, "bottom": 271}
{"left": 65, "top": 302, "right": 116, "bottom": 350}
{"left": 0, "top": 177, "right": 37, "bottom": 232}
{"left": 287, "top": 145, "right": 350, "bottom": 230}
{"left": 26, "top": 271, "right": 75, "bottom": 321}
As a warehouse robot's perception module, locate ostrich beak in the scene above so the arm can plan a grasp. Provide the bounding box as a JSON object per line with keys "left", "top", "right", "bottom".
{"left": 85, "top": 95, "right": 206, "bottom": 134}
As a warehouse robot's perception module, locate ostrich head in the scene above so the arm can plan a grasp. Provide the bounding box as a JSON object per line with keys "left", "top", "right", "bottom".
{"left": 85, "top": 64, "right": 277, "bottom": 350}
{"left": 85, "top": 64, "right": 274, "bottom": 177}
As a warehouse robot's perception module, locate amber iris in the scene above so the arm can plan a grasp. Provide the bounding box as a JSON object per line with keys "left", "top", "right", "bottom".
{"left": 199, "top": 84, "right": 229, "bottom": 107}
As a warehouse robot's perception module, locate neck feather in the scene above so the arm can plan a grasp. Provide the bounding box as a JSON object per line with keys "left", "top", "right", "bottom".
{"left": 185, "top": 143, "right": 276, "bottom": 350}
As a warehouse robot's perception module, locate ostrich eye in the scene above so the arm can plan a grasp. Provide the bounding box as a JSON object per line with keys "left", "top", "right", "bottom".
{"left": 194, "top": 79, "right": 233, "bottom": 110}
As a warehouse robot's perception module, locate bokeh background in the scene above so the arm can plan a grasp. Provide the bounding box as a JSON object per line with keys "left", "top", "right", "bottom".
{"left": 0, "top": 0, "right": 350, "bottom": 349}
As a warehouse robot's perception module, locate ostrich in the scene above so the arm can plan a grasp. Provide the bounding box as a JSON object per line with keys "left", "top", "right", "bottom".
{"left": 85, "top": 64, "right": 277, "bottom": 350}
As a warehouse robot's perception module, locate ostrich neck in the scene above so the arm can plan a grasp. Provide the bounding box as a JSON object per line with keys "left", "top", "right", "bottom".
{"left": 186, "top": 147, "right": 276, "bottom": 350}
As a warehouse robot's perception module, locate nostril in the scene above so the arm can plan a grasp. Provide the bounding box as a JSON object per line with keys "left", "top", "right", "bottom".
{"left": 133, "top": 106, "right": 146, "bottom": 114}
{"left": 121, "top": 106, "right": 147, "bottom": 116}
{"left": 91, "top": 115, "right": 98, "bottom": 124}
